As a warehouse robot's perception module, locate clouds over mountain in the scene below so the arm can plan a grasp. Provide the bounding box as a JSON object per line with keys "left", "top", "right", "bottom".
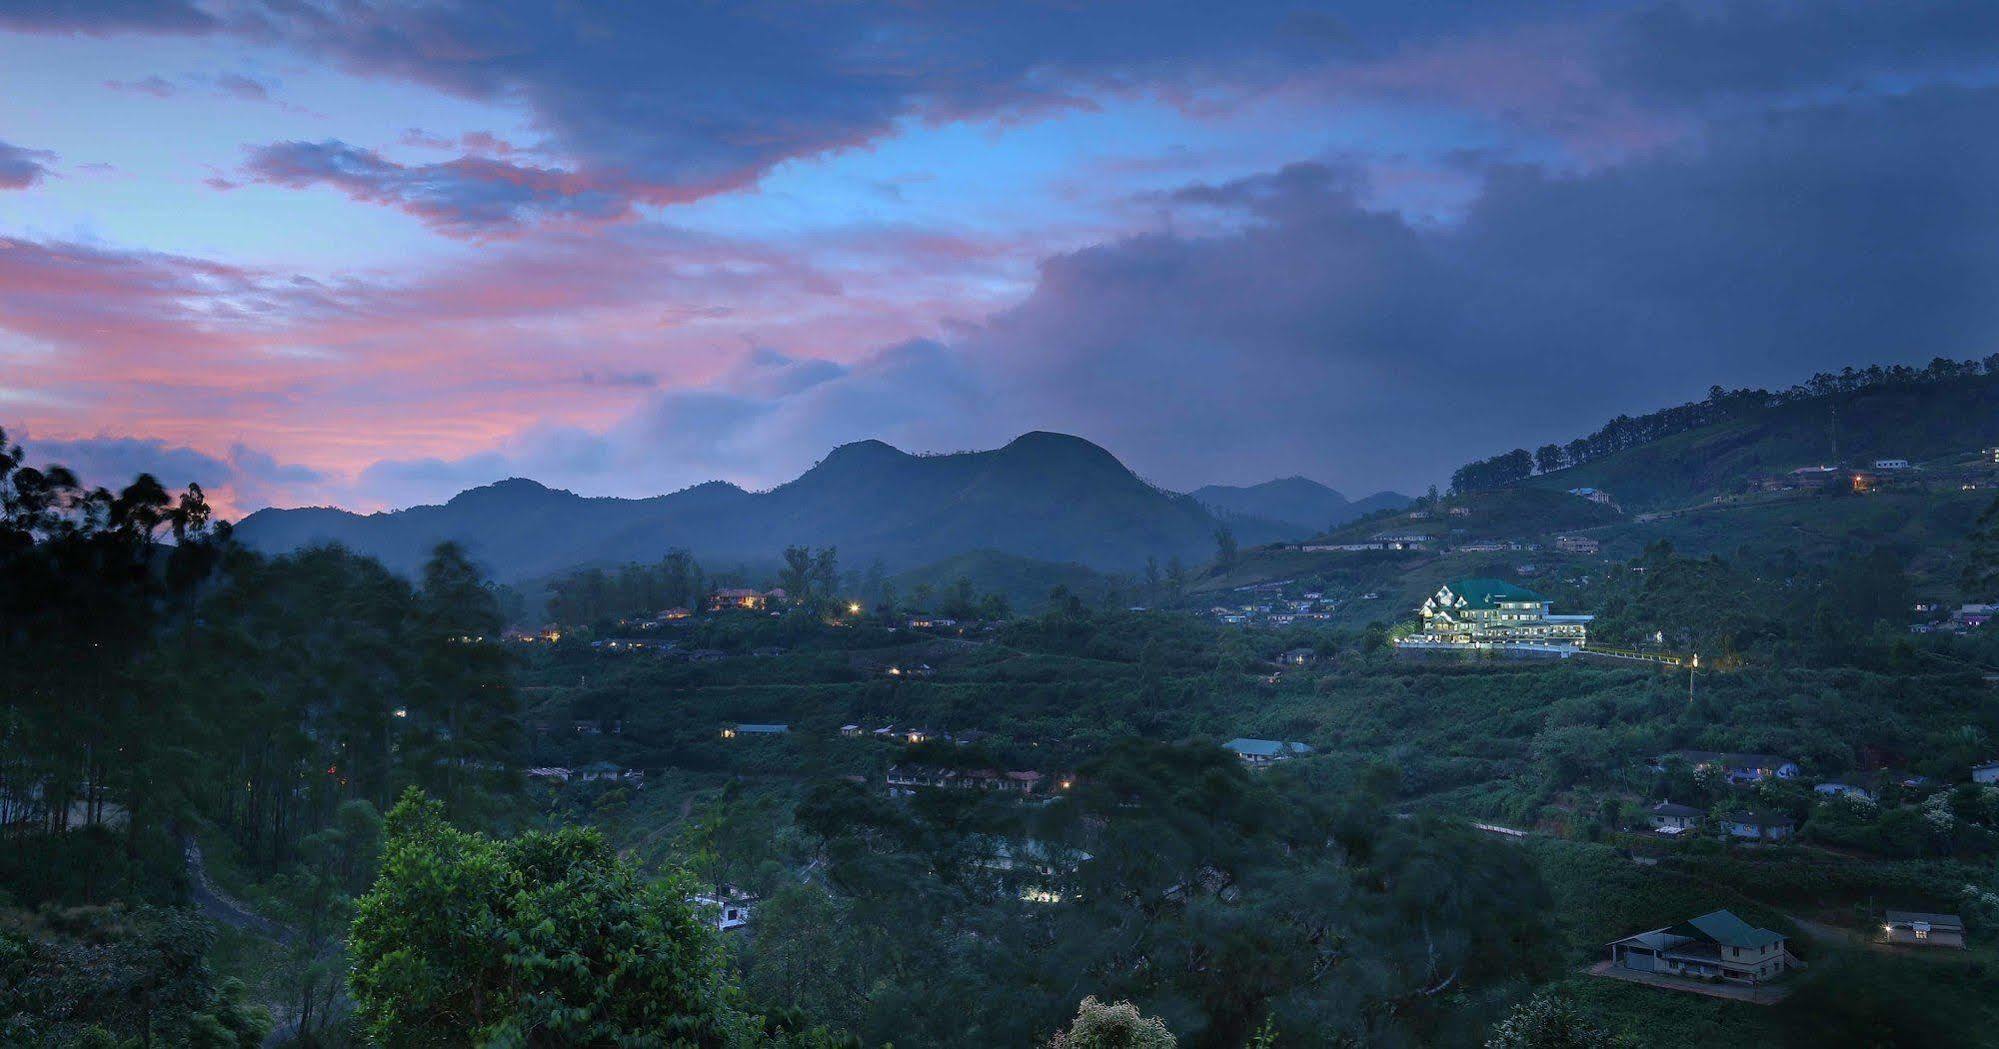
{"left": 6, "top": 2, "right": 1999, "bottom": 509}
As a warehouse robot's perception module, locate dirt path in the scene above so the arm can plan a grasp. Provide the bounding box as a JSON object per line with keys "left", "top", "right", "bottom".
{"left": 182, "top": 839, "right": 292, "bottom": 944}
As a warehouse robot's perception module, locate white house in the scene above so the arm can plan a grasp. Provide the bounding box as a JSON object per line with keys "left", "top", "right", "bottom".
{"left": 1647, "top": 801, "right": 1704, "bottom": 834}
{"left": 1815, "top": 782, "right": 1875, "bottom": 801}
{"left": 1881, "top": 910, "right": 1966, "bottom": 948}
{"left": 690, "top": 887, "right": 757, "bottom": 931}
{"left": 1723, "top": 809, "right": 1795, "bottom": 841}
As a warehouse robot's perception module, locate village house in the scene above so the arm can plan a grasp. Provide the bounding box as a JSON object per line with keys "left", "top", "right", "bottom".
{"left": 576, "top": 762, "right": 644, "bottom": 787}
{"left": 1276, "top": 647, "right": 1317, "bottom": 667}
{"left": 1568, "top": 487, "right": 1618, "bottom": 508}
{"left": 1370, "top": 532, "right": 1434, "bottom": 550}
{"left": 707, "top": 587, "right": 768, "bottom": 612}
{"left": 1723, "top": 809, "right": 1796, "bottom": 841}
{"left": 689, "top": 887, "right": 757, "bottom": 932}
{"left": 1662, "top": 750, "right": 1801, "bottom": 784}
{"left": 1409, "top": 578, "right": 1594, "bottom": 647}
{"left": 720, "top": 723, "right": 789, "bottom": 739}
{"left": 1554, "top": 535, "right": 1601, "bottom": 555}
{"left": 1646, "top": 802, "right": 1704, "bottom": 834}
{"left": 526, "top": 767, "right": 573, "bottom": 783}
{"left": 1224, "top": 738, "right": 1314, "bottom": 766}
{"left": 1815, "top": 782, "right": 1875, "bottom": 801}
{"left": 1872, "top": 458, "right": 1911, "bottom": 470}
{"left": 886, "top": 764, "right": 954, "bottom": 793}
{"left": 1952, "top": 603, "right": 1995, "bottom": 629}
{"left": 1607, "top": 909, "right": 1792, "bottom": 985}
{"left": 1881, "top": 910, "right": 1966, "bottom": 948}
{"left": 840, "top": 724, "right": 863, "bottom": 737}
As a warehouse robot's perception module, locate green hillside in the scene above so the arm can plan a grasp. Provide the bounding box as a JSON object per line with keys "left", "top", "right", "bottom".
{"left": 1525, "top": 370, "right": 1999, "bottom": 511}
{"left": 885, "top": 549, "right": 1115, "bottom": 613}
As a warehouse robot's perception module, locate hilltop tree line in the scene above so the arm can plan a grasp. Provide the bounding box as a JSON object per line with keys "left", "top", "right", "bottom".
{"left": 1452, "top": 354, "right": 1999, "bottom": 494}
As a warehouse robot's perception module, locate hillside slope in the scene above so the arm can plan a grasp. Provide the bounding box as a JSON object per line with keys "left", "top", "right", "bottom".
{"left": 1526, "top": 372, "right": 1999, "bottom": 510}
{"left": 235, "top": 432, "right": 1273, "bottom": 580}
{"left": 1191, "top": 476, "right": 1410, "bottom": 532}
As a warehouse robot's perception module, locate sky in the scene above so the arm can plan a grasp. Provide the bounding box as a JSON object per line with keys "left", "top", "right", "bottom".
{"left": 3, "top": 1, "right": 1999, "bottom": 516}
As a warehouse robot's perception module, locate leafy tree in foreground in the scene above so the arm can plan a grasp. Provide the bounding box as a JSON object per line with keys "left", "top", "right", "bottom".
{"left": 1484, "top": 992, "right": 1613, "bottom": 1049}
{"left": 1048, "top": 996, "right": 1176, "bottom": 1049}
{"left": 349, "top": 788, "right": 755, "bottom": 1047}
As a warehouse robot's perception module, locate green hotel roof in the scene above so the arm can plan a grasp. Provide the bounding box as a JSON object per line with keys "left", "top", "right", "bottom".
{"left": 1444, "top": 578, "right": 1546, "bottom": 609}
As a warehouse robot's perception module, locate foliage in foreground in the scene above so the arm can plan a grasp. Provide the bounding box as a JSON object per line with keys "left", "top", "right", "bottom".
{"left": 1048, "top": 996, "right": 1177, "bottom": 1049}
{"left": 348, "top": 789, "right": 757, "bottom": 1046}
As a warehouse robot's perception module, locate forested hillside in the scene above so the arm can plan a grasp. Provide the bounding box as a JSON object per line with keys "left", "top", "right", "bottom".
{"left": 1448, "top": 357, "right": 1999, "bottom": 509}
{"left": 10, "top": 377, "right": 1999, "bottom": 1047}
{"left": 1190, "top": 476, "right": 1411, "bottom": 533}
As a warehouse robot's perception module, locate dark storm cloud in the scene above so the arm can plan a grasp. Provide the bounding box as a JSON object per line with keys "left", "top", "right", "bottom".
{"left": 0, "top": 140, "right": 53, "bottom": 188}
{"left": 241, "top": 140, "right": 634, "bottom": 234}
{"left": 953, "top": 84, "right": 1999, "bottom": 491}
{"left": 1608, "top": 0, "right": 1999, "bottom": 102}
{"left": 0, "top": 0, "right": 215, "bottom": 34}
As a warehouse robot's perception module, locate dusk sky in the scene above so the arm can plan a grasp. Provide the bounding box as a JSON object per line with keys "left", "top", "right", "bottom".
{"left": 4, "top": 1, "right": 1999, "bottom": 515}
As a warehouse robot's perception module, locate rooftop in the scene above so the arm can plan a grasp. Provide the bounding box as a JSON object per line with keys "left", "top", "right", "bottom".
{"left": 1441, "top": 578, "right": 1546, "bottom": 609}
{"left": 1223, "top": 738, "right": 1314, "bottom": 758}
{"left": 1677, "top": 909, "right": 1786, "bottom": 949}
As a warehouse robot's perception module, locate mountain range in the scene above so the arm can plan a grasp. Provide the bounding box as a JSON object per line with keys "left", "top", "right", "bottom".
{"left": 235, "top": 432, "right": 1384, "bottom": 582}
{"left": 1190, "top": 476, "right": 1412, "bottom": 533}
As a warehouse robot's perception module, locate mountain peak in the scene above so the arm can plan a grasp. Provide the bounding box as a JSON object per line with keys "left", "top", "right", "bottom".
{"left": 819, "top": 438, "right": 908, "bottom": 464}
{"left": 444, "top": 477, "right": 564, "bottom": 507}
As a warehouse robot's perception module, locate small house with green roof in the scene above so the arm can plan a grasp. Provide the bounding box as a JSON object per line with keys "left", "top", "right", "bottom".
{"left": 1607, "top": 909, "right": 1792, "bottom": 985}
{"left": 1413, "top": 578, "right": 1592, "bottom": 647}
{"left": 1223, "top": 738, "right": 1314, "bottom": 766}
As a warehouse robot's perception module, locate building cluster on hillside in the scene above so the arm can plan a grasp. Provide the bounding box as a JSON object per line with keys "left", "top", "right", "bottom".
{"left": 708, "top": 587, "right": 788, "bottom": 612}
{"left": 1640, "top": 747, "right": 1999, "bottom": 846}
{"left": 1910, "top": 602, "right": 1995, "bottom": 635}
{"left": 1741, "top": 449, "right": 1999, "bottom": 498}
{"left": 1203, "top": 580, "right": 1339, "bottom": 627}
{"left": 840, "top": 723, "right": 997, "bottom": 747}
{"left": 526, "top": 763, "right": 646, "bottom": 788}
{"left": 885, "top": 764, "right": 1068, "bottom": 796}
{"left": 1397, "top": 578, "right": 1593, "bottom": 651}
